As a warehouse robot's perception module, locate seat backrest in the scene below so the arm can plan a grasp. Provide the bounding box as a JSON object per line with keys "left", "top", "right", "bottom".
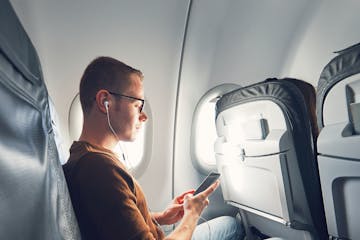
{"left": 316, "top": 42, "right": 360, "bottom": 240}
{"left": 215, "top": 78, "right": 327, "bottom": 239}
{"left": 0, "top": 0, "right": 80, "bottom": 239}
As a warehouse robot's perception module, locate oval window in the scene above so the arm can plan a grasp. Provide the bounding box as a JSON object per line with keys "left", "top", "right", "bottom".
{"left": 191, "top": 84, "right": 239, "bottom": 174}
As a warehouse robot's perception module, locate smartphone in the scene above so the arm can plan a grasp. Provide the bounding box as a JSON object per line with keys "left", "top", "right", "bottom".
{"left": 194, "top": 172, "right": 221, "bottom": 195}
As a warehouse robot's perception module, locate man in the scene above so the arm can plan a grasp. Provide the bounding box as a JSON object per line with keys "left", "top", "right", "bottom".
{"left": 63, "top": 56, "right": 243, "bottom": 239}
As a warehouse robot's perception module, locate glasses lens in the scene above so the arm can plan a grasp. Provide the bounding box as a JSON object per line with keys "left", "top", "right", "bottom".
{"left": 108, "top": 91, "right": 144, "bottom": 113}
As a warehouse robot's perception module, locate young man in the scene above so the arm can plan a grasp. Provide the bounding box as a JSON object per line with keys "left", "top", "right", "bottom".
{"left": 63, "top": 57, "right": 243, "bottom": 239}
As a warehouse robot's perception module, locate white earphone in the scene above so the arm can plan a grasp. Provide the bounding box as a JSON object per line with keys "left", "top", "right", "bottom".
{"left": 104, "top": 100, "right": 109, "bottom": 110}
{"left": 103, "top": 99, "right": 132, "bottom": 168}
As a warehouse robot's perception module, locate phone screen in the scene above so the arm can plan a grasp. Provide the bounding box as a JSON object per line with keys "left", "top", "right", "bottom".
{"left": 194, "top": 172, "right": 220, "bottom": 195}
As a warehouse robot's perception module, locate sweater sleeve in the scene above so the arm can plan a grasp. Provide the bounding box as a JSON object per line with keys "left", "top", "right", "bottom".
{"left": 74, "top": 153, "right": 158, "bottom": 240}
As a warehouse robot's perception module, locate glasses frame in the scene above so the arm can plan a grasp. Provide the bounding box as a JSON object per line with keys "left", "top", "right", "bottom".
{"left": 108, "top": 91, "right": 145, "bottom": 113}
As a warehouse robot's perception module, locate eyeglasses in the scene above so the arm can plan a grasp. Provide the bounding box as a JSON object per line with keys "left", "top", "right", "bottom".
{"left": 108, "top": 91, "right": 145, "bottom": 113}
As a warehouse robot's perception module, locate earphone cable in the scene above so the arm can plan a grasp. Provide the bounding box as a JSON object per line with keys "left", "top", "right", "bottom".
{"left": 105, "top": 106, "right": 132, "bottom": 169}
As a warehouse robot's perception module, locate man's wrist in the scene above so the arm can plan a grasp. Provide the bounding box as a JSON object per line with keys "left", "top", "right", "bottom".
{"left": 152, "top": 211, "right": 165, "bottom": 225}
{"left": 166, "top": 211, "right": 199, "bottom": 240}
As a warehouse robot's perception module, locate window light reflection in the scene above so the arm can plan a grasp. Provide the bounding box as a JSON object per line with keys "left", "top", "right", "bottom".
{"left": 196, "top": 101, "right": 217, "bottom": 165}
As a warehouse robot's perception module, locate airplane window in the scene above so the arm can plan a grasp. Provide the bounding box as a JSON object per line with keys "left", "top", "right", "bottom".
{"left": 195, "top": 100, "right": 218, "bottom": 165}
{"left": 191, "top": 84, "right": 239, "bottom": 174}
{"left": 68, "top": 93, "right": 152, "bottom": 177}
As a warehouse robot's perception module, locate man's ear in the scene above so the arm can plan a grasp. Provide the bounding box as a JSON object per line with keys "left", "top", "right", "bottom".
{"left": 95, "top": 90, "right": 110, "bottom": 114}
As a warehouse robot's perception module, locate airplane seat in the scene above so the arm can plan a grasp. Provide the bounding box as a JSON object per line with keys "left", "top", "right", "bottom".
{"left": 316, "top": 42, "right": 360, "bottom": 240}
{"left": 0, "top": 0, "right": 80, "bottom": 239}
{"left": 48, "top": 97, "right": 70, "bottom": 165}
{"left": 214, "top": 78, "right": 327, "bottom": 239}
{"left": 265, "top": 238, "right": 287, "bottom": 240}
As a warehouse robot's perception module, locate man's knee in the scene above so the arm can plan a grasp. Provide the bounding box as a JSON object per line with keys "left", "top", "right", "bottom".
{"left": 212, "top": 216, "right": 245, "bottom": 240}
{"left": 192, "top": 215, "right": 245, "bottom": 240}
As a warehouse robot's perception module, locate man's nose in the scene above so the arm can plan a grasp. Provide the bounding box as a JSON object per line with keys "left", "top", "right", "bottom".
{"left": 140, "top": 111, "right": 147, "bottom": 122}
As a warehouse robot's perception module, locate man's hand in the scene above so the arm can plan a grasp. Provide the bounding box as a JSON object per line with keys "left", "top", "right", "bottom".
{"left": 153, "top": 190, "right": 195, "bottom": 225}
{"left": 153, "top": 180, "right": 220, "bottom": 226}
{"left": 175, "top": 189, "right": 195, "bottom": 204}
{"left": 183, "top": 180, "right": 220, "bottom": 217}
{"left": 163, "top": 180, "right": 220, "bottom": 240}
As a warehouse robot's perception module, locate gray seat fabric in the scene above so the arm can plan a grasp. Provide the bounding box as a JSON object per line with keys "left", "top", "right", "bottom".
{"left": 215, "top": 78, "right": 327, "bottom": 239}
{"left": 266, "top": 238, "right": 287, "bottom": 240}
{"left": 316, "top": 42, "right": 360, "bottom": 240}
{"left": 0, "top": 0, "right": 80, "bottom": 239}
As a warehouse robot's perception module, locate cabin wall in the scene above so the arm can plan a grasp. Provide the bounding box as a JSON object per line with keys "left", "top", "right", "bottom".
{"left": 285, "top": 0, "right": 360, "bottom": 85}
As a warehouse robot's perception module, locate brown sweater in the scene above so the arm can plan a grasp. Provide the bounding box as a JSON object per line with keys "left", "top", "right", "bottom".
{"left": 63, "top": 141, "right": 164, "bottom": 240}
